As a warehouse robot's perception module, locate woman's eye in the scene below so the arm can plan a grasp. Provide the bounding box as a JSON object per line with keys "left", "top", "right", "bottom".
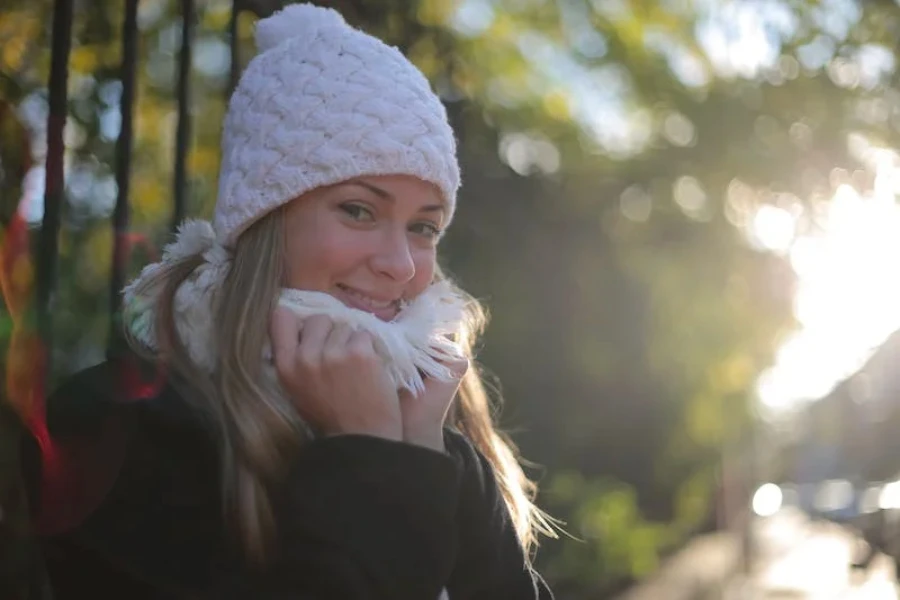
{"left": 410, "top": 221, "right": 441, "bottom": 239}
{"left": 339, "top": 203, "right": 375, "bottom": 222}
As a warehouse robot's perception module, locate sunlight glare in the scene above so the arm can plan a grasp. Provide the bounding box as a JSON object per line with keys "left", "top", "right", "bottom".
{"left": 750, "top": 205, "right": 795, "bottom": 253}
{"left": 755, "top": 152, "right": 900, "bottom": 411}
{"left": 752, "top": 483, "right": 783, "bottom": 517}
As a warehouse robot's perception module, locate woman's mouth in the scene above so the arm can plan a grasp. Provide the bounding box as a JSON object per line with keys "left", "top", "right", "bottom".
{"left": 334, "top": 284, "right": 401, "bottom": 321}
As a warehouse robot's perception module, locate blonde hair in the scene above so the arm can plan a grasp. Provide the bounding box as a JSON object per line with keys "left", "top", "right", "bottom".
{"left": 127, "top": 206, "right": 554, "bottom": 564}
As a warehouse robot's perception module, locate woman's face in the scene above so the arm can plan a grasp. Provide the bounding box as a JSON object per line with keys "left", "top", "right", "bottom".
{"left": 283, "top": 174, "right": 446, "bottom": 321}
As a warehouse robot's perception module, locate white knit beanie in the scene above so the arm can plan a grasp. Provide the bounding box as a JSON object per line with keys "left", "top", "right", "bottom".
{"left": 214, "top": 2, "right": 461, "bottom": 246}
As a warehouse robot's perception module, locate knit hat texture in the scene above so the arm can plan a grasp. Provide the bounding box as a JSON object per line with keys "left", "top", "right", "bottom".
{"left": 214, "top": 3, "right": 460, "bottom": 245}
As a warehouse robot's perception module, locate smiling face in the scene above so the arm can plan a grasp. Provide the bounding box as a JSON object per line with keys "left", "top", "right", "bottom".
{"left": 282, "top": 175, "right": 446, "bottom": 321}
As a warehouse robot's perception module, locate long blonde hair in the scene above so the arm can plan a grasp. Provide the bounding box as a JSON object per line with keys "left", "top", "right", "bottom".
{"left": 127, "top": 206, "right": 554, "bottom": 564}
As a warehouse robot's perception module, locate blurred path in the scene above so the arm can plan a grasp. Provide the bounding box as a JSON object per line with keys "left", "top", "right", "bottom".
{"left": 616, "top": 531, "right": 741, "bottom": 600}
{"left": 619, "top": 508, "right": 898, "bottom": 600}
{"left": 727, "top": 508, "right": 899, "bottom": 599}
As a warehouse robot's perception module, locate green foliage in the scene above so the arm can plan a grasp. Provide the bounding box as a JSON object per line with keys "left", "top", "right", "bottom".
{"left": 543, "top": 470, "right": 678, "bottom": 592}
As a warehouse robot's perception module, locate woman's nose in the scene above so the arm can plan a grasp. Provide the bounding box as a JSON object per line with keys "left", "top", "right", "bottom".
{"left": 370, "top": 229, "right": 416, "bottom": 282}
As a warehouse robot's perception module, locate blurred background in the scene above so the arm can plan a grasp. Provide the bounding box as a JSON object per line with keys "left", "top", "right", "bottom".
{"left": 3, "top": 0, "right": 900, "bottom": 598}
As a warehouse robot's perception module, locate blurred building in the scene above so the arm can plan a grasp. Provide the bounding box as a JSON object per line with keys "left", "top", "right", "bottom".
{"left": 793, "top": 329, "right": 900, "bottom": 489}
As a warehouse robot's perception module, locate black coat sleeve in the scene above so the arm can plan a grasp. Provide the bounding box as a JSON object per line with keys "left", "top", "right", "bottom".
{"left": 212, "top": 434, "right": 463, "bottom": 600}
{"left": 444, "top": 429, "right": 554, "bottom": 600}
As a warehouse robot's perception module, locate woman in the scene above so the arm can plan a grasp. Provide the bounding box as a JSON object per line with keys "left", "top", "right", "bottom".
{"left": 24, "top": 4, "right": 555, "bottom": 599}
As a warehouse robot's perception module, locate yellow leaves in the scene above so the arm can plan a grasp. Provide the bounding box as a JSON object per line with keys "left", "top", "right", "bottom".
{"left": 70, "top": 40, "right": 127, "bottom": 77}
{"left": 487, "top": 11, "right": 515, "bottom": 41}
{"left": 131, "top": 170, "right": 168, "bottom": 225}
{"left": 634, "top": 0, "right": 691, "bottom": 40}
{"left": 543, "top": 90, "right": 570, "bottom": 121}
{"left": 134, "top": 101, "right": 170, "bottom": 147}
{"left": 187, "top": 145, "right": 219, "bottom": 178}
{"left": 408, "top": 36, "right": 440, "bottom": 80}
{"left": 0, "top": 10, "right": 39, "bottom": 73}
{"left": 76, "top": 30, "right": 131, "bottom": 73}
{"left": 202, "top": 0, "right": 233, "bottom": 31}
{"left": 1, "top": 34, "right": 28, "bottom": 73}
{"left": 2, "top": 10, "right": 119, "bottom": 76}
{"left": 416, "top": 0, "right": 457, "bottom": 27}
{"left": 70, "top": 46, "right": 101, "bottom": 74}
{"left": 82, "top": 226, "right": 112, "bottom": 284}
{"left": 237, "top": 10, "right": 258, "bottom": 42}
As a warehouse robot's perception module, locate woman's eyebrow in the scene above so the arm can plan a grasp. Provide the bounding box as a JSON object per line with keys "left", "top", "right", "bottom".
{"left": 346, "top": 180, "right": 445, "bottom": 213}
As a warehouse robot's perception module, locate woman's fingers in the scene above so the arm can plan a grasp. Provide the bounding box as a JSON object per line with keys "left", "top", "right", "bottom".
{"left": 442, "top": 356, "right": 470, "bottom": 380}
{"left": 268, "top": 311, "right": 404, "bottom": 441}
{"left": 296, "top": 315, "right": 333, "bottom": 368}
{"left": 322, "top": 321, "right": 354, "bottom": 362}
{"left": 419, "top": 356, "right": 469, "bottom": 385}
{"left": 270, "top": 305, "right": 303, "bottom": 376}
{"left": 271, "top": 311, "right": 337, "bottom": 380}
{"left": 346, "top": 329, "right": 377, "bottom": 359}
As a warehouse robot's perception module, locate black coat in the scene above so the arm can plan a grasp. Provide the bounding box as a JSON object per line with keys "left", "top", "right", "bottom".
{"left": 22, "top": 360, "right": 554, "bottom": 599}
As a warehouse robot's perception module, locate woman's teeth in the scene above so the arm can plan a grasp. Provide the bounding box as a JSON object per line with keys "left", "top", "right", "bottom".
{"left": 339, "top": 286, "right": 397, "bottom": 310}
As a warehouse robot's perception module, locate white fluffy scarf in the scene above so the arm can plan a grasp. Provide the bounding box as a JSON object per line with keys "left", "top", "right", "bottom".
{"left": 122, "top": 219, "right": 468, "bottom": 396}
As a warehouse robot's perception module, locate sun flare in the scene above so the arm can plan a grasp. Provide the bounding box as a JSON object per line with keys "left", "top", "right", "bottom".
{"left": 755, "top": 153, "right": 900, "bottom": 412}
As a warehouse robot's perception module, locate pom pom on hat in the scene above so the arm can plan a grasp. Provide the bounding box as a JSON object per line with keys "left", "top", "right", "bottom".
{"left": 255, "top": 3, "right": 346, "bottom": 53}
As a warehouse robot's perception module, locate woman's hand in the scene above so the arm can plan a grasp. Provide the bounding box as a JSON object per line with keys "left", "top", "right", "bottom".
{"left": 270, "top": 308, "right": 403, "bottom": 441}
{"left": 399, "top": 357, "right": 469, "bottom": 452}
